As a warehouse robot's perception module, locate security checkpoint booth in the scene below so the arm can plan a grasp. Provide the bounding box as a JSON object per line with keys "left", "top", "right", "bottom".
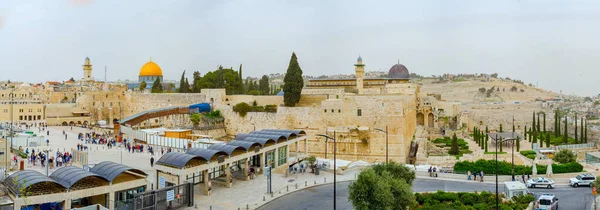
{"left": 4, "top": 161, "right": 148, "bottom": 210}
{"left": 154, "top": 129, "right": 308, "bottom": 197}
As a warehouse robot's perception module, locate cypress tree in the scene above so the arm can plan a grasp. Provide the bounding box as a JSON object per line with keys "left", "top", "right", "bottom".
{"left": 283, "top": 52, "right": 304, "bottom": 107}
{"left": 563, "top": 116, "right": 568, "bottom": 144}
{"left": 575, "top": 113, "right": 578, "bottom": 143}
{"left": 539, "top": 133, "right": 544, "bottom": 148}
{"left": 546, "top": 132, "right": 551, "bottom": 147}
{"left": 585, "top": 121, "right": 588, "bottom": 143}
{"left": 499, "top": 124, "right": 503, "bottom": 132}
{"left": 151, "top": 77, "right": 163, "bottom": 93}
{"left": 484, "top": 132, "right": 489, "bottom": 153}
{"left": 581, "top": 117, "right": 584, "bottom": 144}
{"left": 481, "top": 131, "right": 485, "bottom": 150}
{"left": 524, "top": 125, "right": 528, "bottom": 141}
{"left": 179, "top": 70, "right": 187, "bottom": 93}
{"left": 532, "top": 112, "right": 536, "bottom": 134}
{"left": 499, "top": 137, "right": 503, "bottom": 152}
{"left": 475, "top": 128, "right": 479, "bottom": 145}
{"left": 516, "top": 136, "right": 520, "bottom": 152}
{"left": 543, "top": 113, "right": 546, "bottom": 133}
{"left": 555, "top": 110, "right": 559, "bottom": 136}
{"left": 537, "top": 114, "right": 541, "bottom": 133}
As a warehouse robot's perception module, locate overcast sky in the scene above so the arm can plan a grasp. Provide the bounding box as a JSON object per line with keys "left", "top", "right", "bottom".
{"left": 0, "top": 0, "right": 598, "bottom": 96}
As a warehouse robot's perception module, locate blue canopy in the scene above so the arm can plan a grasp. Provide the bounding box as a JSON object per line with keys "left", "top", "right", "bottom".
{"left": 189, "top": 103, "right": 211, "bottom": 113}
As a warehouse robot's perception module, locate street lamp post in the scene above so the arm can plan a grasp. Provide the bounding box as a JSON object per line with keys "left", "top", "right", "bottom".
{"left": 43, "top": 149, "right": 52, "bottom": 176}
{"left": 375, "top": 126, "right": 389, "bottom": 164}
{"left": 317, "top": 131, "right": 336, "bottom": 210}
{"left": 495, "top": 134, "right": 516, "bottom": 210}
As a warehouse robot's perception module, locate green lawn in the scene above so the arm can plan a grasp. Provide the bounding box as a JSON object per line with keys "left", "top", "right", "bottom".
{"left": 432, "top": 137, "right": 472, "bottom": 159}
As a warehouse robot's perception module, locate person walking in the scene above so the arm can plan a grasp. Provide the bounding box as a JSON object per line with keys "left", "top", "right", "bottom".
{"left": 522, "top": 173, "right": 526, "bottom": 183}
{"left": 467, "top": 171, "right": 472, "bottom": 180}
{"left": 473, "top": 170, "right": 477, "bottom": 181}
{"left": 480, "top": 171, "right": 484, "bottom": 182}
{"left": 46, "top": 139, "right": 49, "bottom": 146}
{"left": 150, "top": 157, "right": 154, "bottom": 167}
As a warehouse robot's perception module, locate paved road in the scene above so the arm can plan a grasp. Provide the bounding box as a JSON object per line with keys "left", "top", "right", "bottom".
{"left": 258, "top": 178, "right": 593, "bottom": 210}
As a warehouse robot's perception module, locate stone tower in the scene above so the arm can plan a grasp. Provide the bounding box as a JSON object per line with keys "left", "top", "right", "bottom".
{"left": 83, "top": 57, "right": 93, "bottom": 81}
{"left": 354, "top": 56, "right": 365, "bottom": 94}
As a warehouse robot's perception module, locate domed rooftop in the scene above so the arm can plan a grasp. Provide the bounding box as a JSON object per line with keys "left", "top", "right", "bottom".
{"left": 388, "top": 64, "right": 409, "bottom": 79}
{"left": 139, "top": 58, "right": 163, "bottom": 77}
{"left": 357, "top": 56, "right": 362, "bottom": 62}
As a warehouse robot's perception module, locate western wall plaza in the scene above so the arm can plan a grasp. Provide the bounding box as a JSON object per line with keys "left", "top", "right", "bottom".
{"left": 1, "top": 1, "right": 598, "bottom": 210}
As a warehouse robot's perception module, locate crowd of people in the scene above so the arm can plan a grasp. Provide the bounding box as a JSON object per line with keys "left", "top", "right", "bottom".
{"left": 23, "top": 148, "right": 73, "bottom": 168}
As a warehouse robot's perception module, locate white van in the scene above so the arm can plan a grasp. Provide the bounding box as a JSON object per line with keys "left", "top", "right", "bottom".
{"left": 569, "top": 173, "right": 596, "bottom": 187}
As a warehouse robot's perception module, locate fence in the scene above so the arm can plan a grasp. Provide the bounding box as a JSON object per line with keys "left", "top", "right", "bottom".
{"left": 121, "top": 126, "right": 216, "bottom": 149}
{"left": 115, "top": 182, "right": 193, "bottom": 210}
{"left": 9, "top": 136, "right": 44, "bottom": 149}
{"left": 554, "top": 143, "right": 595, "bottom": 151}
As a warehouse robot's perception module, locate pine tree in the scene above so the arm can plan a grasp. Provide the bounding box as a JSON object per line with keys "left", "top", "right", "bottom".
{"left": 585, "top": 121, "right": 588, "bottom": 143}
{"left": 575, "top": 113, "right": 578, "bottom": 143}
{"left": 539, "top": 133, "right": 544, "bottom": 148}
{"left": 283, "top": 52, "right": 304, "bottom": 107}
{"left": 139, "top": 81, "right": 146, "bottom": 91}
{"left": 563, "top": 116, "right": 568, "bottom": 144}
{"left": 484, "top": 134, "right": 488, "bottom": 153}
{"left": 151, "top": 77, "right": 162, "bottom": 93}
{"left": 192, "top": 71, "right": 201, "bottom": 93}
{"left": 185, "top": 78, "right": 189, "bottom": 93}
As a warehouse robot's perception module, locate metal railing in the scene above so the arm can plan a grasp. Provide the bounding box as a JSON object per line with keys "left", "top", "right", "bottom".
{"left": 554, "top": 143, "right": 595, "bottom": 151}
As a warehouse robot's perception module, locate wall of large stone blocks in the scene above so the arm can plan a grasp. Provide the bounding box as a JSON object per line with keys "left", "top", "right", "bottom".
{"left": 224, "top": 95, "right": 283, "bottom": 106}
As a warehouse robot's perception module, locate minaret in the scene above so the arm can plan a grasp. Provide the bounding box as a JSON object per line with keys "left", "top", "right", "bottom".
{"left": 83, "top": 57, "right": 93, "bottom": 81}
{"left": 354, "top": 56, "right": 365, "bottom": 94}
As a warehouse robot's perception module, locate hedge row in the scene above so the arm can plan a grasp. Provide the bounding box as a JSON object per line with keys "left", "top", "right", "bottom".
{"left": 415, "top": 191, "right": 534, "bottom": 210}
{"left": 454, "top": 159, "right": 583, "bottom": 175}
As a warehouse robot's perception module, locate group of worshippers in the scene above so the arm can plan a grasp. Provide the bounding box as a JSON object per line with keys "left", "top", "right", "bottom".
{"left": 25, "top": 148, "right": 72, "bottom": 168}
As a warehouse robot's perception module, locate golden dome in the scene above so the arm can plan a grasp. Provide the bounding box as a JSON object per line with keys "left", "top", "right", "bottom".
{"left": 139, "top": 58, "right": 163, "bottom": 77}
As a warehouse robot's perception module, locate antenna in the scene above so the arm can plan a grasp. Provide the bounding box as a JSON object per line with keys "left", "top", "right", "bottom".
{"left": 105, "top": 66, "right": 107, "bottom": 83}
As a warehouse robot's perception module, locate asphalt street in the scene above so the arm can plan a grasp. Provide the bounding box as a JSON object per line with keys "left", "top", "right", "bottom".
{"left": 257, "top": 178, "right": 593, "bottom": 210}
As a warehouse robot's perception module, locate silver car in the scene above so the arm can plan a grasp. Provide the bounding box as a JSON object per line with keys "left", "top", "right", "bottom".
{"left": 527, "top": 177, "right": 555, "bottom": 189}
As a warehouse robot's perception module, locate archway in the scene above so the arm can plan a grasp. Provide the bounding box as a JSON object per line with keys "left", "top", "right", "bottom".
{"left": 417, "top": 113, "right": 425, "bottom": 126}
{"left": 69, "top": 121, "right": 75, "bottom": 126}
{"left": 83, "top": 121, "right": 89, "bottom": 126}
{"left": 428, "top": 113, "right": 434, "bottom": 128}
{"left": 77, "top": 121, "right": 82, "bottom": 125}
{"left": 62, "top": 121, "right": 68, "bottom": 126}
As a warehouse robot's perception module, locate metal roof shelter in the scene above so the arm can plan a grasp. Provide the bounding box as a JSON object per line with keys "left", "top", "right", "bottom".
{"left": 90, "top": 161, "right": 148, "bottom": 182}
{"left": 245, "top": 132, "right": 288, "bottom": 142}
{"left": 261, "top": 129, "right": 307, "bottom": 136}
{"left": 49, "top": 166, "right": 108, "bottom": 189}
{"left": 186, "top": 148, "right": 228, "bottom": 161}
{"left": 207, "top": 144, "right": 246, "bottom": 156}
{"left": 251, "top": 131, "right": 297, "bottom": 139}
{"left": 5, "top": 170, "right": 66, "bottom": 195}
{"left": 488, "top": 132, "right": 524, "bottom": 144}
{"left": 156, "top": 152, "right": 205, "bottom": 168}
{"left": 225, "top": 140, "right": 261, "bottom": 150}
{"left": 239, "top": 137, "right": 276, "bottom": 146}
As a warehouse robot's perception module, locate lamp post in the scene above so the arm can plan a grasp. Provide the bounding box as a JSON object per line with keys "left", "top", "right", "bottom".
{"left": 494, "top": 134, "right": 516, "bottom": 210}
{"left": 375, "top": 126, "right": 388, "bottom": 164}
{"left": 43, "top": 149, "right": 52, "bottom": 176}
{"left": 317, "top": 131, "right": 336, "bottom": 210}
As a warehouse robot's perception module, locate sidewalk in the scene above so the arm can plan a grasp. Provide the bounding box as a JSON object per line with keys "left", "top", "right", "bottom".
{"left": 415, "top": 170, "right": 597, "bottom": 186}
{"left": 192, "top": 168, "right": 360, "bottom": 210}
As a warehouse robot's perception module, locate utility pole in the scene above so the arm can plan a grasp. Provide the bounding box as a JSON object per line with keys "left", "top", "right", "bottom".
{"left": 43, "top": 149, "right": 52, "bottom": 176}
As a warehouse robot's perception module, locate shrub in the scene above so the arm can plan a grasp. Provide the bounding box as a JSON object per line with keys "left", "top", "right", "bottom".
{"left": 265, "top": 104, "right": 278, "bottom": 112}
{"left": 526, "top": 154, "right": 536, "bottom": 160}
{"left": 232, "top": 102, "right": 251, "bottom": 117}
{"left": 553, "top": 149, "right": 576, "bottom": 164}
{"left": 519, "top": 150, "right": 536, "bottom": 156}
{"left": 453, "top": 159, "right": 583, "bottom": 175}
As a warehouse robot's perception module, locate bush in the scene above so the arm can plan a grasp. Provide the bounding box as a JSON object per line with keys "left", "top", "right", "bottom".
{"left": 415, "top": 191, "right": 530, "bottom": 210}
{"left": 526, "top": 154, "right": 536, "bottom": 160}
{"left": 265, "top": 104, "right": 278, "bottom": 112}
{"left": 519, "top": 150, "right": 536, "bottom": 156}
{"left": 454, "top": 159, "right": 583, "bottom": 175}
{"left": 553, "top": 149, "right": 576, "bottom": 164}
{"left": 232, "top": 102, "right": 252, "bottom": 117}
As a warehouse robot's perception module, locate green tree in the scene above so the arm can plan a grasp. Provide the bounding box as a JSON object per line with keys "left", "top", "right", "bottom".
{"left": 190, "top": 113, "right": 201, "bottom": 128}
{"left": 553, "top": 149, "right": 576, "bottom": 164}
{"left": 581, "top": 118, "right": 584, "bottom": 144}
{"left": 283, "top": 52, "right": 304, "bottom": 106}
{"left": 372, "top": 162, "right": 416, "bottom": 184}
{"left": 192, "top": 71, "right": 202, "bottom": 93}
{"left": 575, "top": 113, "right": 578, "bottom": 143}
{"left": 539, "top": 133, "right": 544, "bottom": 148}
{"left": 532, "top": 112, "right": 536, "bottom": 134}
{"left": 484, "top": 133, "right": 488, "bottom": 153}
{"left": 139, "top": 81, "right": 146, "bottom": 91}
{"left": 449, "top": 133, "right": 460, "bottom": 155}
{"left": 524, "top": 125, "right": 528, "bottom": 141}
{"left": 259, "top": 75, "right": 270, "bottom": 94}
{"left": 563, "top": 116, "right": 568, "bottom": 144}
{"left": 151, "top": 77, "right": 162, "bottom": 93}
{"left": 585, "top": 121, "right": 588, "bottom": 143}
{"left": 474, "top": 127, "right": 478, "bottom": 145}
{"left": 499, "top": 137, "right": 503, "bottom": 152}
{"left": 543, "top": 113, "right": 546, "bottom": 133}
{"left": 499, "top": 124, "right": 503, "bottom": 132}
{"left": 555, "top": 110, "right": 559, "bottom": 136}
{"left": 349, "top": 166, "right": 416, "bottom": 210}
{"left": 193, "top": 66, "right": 242, "bottom": 94}
{"left": 516, "top": 136, "right": 520, "bottom": 152}
{"left": 238, "top": 64, "right": 244, "bottom": 94}
{"left": 546, "top": 132, "right": 550, "bottom": 147}
{"left": 179, "top": 70, "right": 189, "bottom": 93}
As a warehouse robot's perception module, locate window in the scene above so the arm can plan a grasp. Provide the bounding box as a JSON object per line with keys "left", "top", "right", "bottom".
{"left": 19, "top": 116, "right": 23, "bottom": 120}
{"left": 331, "top": 109, "right": 334, "bottom": 113}
{"left": 338, "top": 109, "right": 341, "bottom": 113}
{"left": 37, "top": 115, "right": 41, "bottom": 120}
{"left": 357, "top": 109, "right": 362, "bottom": 116}
{"left": 278, "top": 146, "right": 288, "bottom": 166}
{"left": 324, "top": 109, "right": 327, "bottom": 113}
{"left": 3, "top": 109, "right": 6, "bottom": 113}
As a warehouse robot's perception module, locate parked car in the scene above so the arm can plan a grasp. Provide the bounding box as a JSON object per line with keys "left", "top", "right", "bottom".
{"left": 569, "top": 173, "right": 596, "bottom": 187}
{"left": 526, "top": 177, "right": 555, "bottom": 189}
{"left": 535, "top": 194, "right": 558, "bottom": 210}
